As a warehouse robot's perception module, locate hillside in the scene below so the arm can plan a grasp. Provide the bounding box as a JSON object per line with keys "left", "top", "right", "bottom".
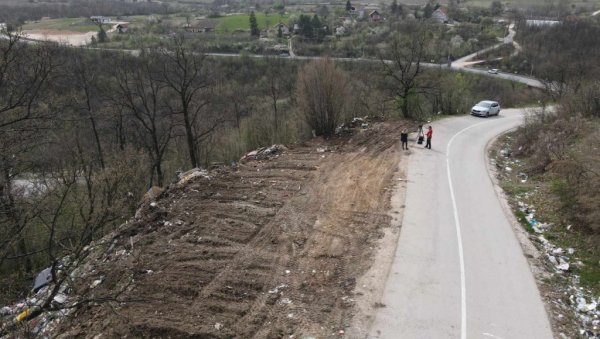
{"left": 7, "top": 121, "right": 409, "bottom": 338}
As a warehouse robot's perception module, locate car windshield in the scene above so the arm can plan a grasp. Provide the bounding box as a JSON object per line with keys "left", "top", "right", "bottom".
{"left": 476, "top": 101, "right": 492, "bottom": 108}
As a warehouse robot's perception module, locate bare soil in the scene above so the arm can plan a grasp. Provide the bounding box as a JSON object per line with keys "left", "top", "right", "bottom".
{"left": 55, "top": 121, "right": 408, "bottom": 338}
{"left": 22, "top": 30, "right": 95, "bottom": 46}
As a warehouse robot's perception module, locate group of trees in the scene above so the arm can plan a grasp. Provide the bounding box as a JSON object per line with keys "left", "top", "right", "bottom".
{"left": 295, "top": 14, "right": 329, "bottom": 41}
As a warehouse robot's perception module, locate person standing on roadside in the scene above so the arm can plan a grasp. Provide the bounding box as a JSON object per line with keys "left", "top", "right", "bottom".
{"left": 425, "top": 126, "right": 433, "bottom": 149}
{"left": 400, "top": 129, "right": 408, "bottom": 150}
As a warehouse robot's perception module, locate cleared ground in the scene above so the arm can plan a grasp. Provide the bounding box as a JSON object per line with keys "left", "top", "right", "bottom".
{"left": 53, "top": 122, "right": 408, "bottom": 338}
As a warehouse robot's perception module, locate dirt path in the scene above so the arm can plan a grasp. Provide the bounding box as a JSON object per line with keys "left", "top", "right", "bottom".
{"left": 54, "top": 122, "right": 409, "bottom": 338}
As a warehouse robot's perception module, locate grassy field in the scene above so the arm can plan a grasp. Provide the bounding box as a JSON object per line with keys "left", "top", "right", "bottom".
{"left": 216, "top": 13, "right": 290, "bottom": 33}
{"left": 22, "top": 18, "right": 107, "bottom": 32}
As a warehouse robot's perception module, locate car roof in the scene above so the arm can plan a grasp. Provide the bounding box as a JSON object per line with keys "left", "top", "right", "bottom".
{"left": 479, "top": 100, "right": 498, "bottom": 104}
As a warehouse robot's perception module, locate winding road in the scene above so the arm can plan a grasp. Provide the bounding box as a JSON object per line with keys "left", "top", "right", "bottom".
{"left": 369, "top": 109, "right": 553, "bottom": 339}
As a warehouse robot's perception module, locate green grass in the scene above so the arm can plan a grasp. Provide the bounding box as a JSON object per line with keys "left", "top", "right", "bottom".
{"left": 22, "top": 18, "right": 107, "bottom": 33}
{"left": 216, "top": 13, "right": 290, "bottom": 33}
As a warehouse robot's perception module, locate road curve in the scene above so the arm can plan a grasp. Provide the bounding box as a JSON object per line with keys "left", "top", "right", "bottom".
{"left": 369, "top": 109, "right": 553, "bottom": 339}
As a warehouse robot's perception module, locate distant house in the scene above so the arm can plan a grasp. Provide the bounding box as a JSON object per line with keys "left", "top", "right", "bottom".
{"left": 525, "top": 19, "right": 560, "bottom": 27}
{"left": 273, "top": 22, "right": 290, "bottom": 36}
{"left": 116, "top": 23, "right": 129, "bottom": 33}
{"left": 432, "top": 8, "right": 449, "bottom": 23}
{"left": 369, "top": 10, "right": 381, "bottom": 22}
{"left": 90, "top": 16, "right": 111, "bottom": 24}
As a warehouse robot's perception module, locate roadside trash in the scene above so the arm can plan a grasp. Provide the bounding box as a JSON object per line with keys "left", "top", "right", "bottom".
{"left": 240, "top": 145, "right": 287, "bottom": 163}
{"left": 557, "top": 263, "right": 570, "bottom": 271}
{"left": 505, "top": 166, "right": 512, "bottom": 173}
{"left": 500, "top": 148, "right": 511, "bottom": 157}
{"left": 33, "top": 267, "right": 53, "bottom": 292}
{"left": 214, "top": 322, "right": 223, "bottom": 330}
{"left": 178, "top": 168, "right": 210, "bottom": 185}
{"left": 16, "top": 308, "right": 32, "bottom": 322}
{"left": 518, "top": 172, "right": 528, "bottom": 183}
{"left": 53, "top": 294, "right": 67, "bottom": 304}
{"left": 268, "top": 284, "right": 288, "bottom": 294}
{"left": 90, "top": 278, "right": 103, "bottom": 289}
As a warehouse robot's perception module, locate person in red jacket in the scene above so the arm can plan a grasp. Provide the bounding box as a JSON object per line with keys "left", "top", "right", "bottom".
{"left": 425, "top": 126, "right": 433, "bottom": 149}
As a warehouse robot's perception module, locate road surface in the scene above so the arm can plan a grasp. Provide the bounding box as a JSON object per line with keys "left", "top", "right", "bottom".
{"left": 369, "top": 109, "right": 553, "bottom": 339}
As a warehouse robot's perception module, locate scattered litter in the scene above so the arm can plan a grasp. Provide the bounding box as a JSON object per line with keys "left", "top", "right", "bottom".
{"left": 214, "top": 322, "right": 223, "bottom": 330}
{"left": 280, "top": 298, "right": 292, "bottom": 305}
{"left": 240, "top": 145, "right": 287, "bottom": 163}
{"left": 178, "top": 168, "right": 210, "bottom": 185}
{"left": 53, "top": 294, "right": 67, "bottom": 304}
{"left": 33, "top": 267, "right": 53, "bottom": 292}
{"left": 287, "top": 313, "right": 294, "bottom": 318}
{"left": 505, "top": 167, "right": 512, "bottom": 173}
{"left": 500, "top": 148, "right": 511, "bottom": 157}
{"left": 268, "top": 284, "right": 288, "bottom": 294}
{"left": 90, "top": 278, "right": 104, "bottom": 289}
{"left": 518, "top": 172, "right": 528, "bottom": 183}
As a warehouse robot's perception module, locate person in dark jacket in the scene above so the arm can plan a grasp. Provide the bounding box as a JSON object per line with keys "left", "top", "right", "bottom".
{"left": 425, "top": 126, "right": 433, "bottom": 149}
{"left": 400, "top": 129, "right": 408, "bottom": 150}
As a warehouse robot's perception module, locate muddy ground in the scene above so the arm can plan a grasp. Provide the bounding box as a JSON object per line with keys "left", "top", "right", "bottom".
{"left": 53, "top": 121, "right": 409, "bottom": 338}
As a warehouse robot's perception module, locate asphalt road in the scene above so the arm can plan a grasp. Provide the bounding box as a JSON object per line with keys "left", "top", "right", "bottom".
{"left": 369, "top": 109, "right": 553, "bottom": 339}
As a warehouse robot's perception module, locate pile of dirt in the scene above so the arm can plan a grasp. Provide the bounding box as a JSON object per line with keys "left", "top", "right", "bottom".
{"left": 51, "top": 121, "right": 407, "bottom": 338}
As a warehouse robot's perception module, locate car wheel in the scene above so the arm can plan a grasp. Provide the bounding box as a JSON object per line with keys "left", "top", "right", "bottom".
{"left": 486, "top": 112, "right": 490, "bottom": 118}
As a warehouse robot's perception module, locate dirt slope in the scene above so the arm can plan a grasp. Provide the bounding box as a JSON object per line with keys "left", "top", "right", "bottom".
{"left": 56, "top": 122, "right": 407, "bottom": 338}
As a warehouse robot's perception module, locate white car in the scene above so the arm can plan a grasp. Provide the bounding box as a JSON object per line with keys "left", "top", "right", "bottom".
{"left": 488, "top": 68, "right": 499, "bottom": 74}
{"left": 471, "top": 100, "right": 500, "bottom": 117}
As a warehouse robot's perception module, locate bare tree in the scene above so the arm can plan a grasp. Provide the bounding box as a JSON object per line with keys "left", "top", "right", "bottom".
{"left": 381, "top": 23, "right": 429, "bottom": 118}
{"left": 296, "top": 58, "right": 350, "bottom": 136}
{"left": 263, "top": 56, "right": 295, "bottom": 141}
{"left": 112, "top": 54, "right": 174, "bottom": 186}
{"left": 158, "top": 37, "right": 221, "bottom": 168}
